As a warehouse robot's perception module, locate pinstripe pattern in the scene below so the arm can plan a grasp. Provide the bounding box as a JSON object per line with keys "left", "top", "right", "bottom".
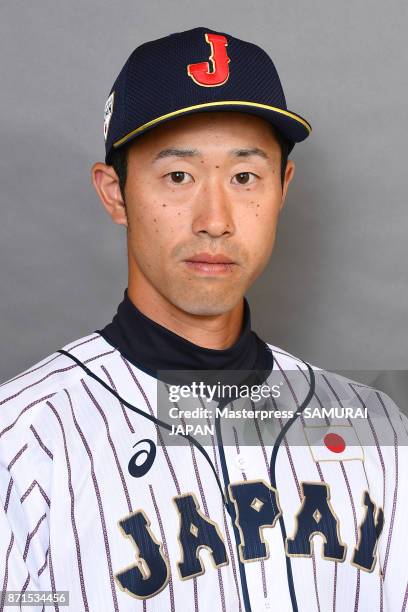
{"left": 0, "top": 368, "right": 77, "bottom": 406}
{"left": 38, "top": 547, "right": 49, "bottom": 577}
{"left": 0, "top": 533, "right": 14, "bottom": 612}
{"left": 65, "top": 335, "right": 100, "bottom": 351}
{"left": 48, "top": 541, "right": 59, "bottom": 612}
{"left": 348, "top": 383, "right": 388, "bottom": 612}
{"left": 7, "top": 444, "right": 28, "bottom": 468}
{"left": 0, "top": 393, "right": 56, "bottom": 438}
{"left": 402, "top": 584, "right": 408, "bottom": 612}
{"left": 63, "top": 391, "right": 120, "bottom": 612}
{"left": 23, "top": 513, "right": 47, "bottom": 561}
{"left": 20, "top": 480, "right": 50, "bottom": 507}
{"left": 30, "top": 424, "right": 54, "bottom": 459}
{"left": 20, "top": 572, "right": 31, "bottom": 597}
{"left": 48, "top": 397, "right": 89, "bottom": 611}
{"left": 376, "top": 392, "right": 398, "bottom": 579}
{"left": 3, "top": 477, "right": 13, "bottom": 513}
{"left": 0, "top": 354, "right": 60, "bottom": 389}
{"left": 273, "top": 354, "right": 322, "bottom": 612}
{"left": 340, "top": 462, "right": 361, "bottom": 612}
{"left": 100, "top": 364, "right": 135, "bottom": 434}
{"left": 1, "top": 347, "right": 115, "bottom": 406}
{"left": 351, "top": 385, "right": 386, "bottom": 501}
{"left": 81, "top": 379, "right": 133, "bottom": 513}
{"left": 1, "top": 435, "right": 47, "bottom": 610}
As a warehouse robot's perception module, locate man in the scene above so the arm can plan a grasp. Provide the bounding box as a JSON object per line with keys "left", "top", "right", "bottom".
{"left": 1, "top": 27, "right": 407, "bottom": 612}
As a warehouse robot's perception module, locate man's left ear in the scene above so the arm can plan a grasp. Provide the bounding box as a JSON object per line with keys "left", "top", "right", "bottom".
{"left": 280, "top": 159, "right": 295, "bottom": 211}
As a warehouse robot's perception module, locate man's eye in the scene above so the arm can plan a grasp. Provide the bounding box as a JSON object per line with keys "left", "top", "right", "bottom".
{"left": 166, "top": 171, "right": 193, "bottom": 184}
{"left": 231, "top": 172, "right": 258, "bottom": 185}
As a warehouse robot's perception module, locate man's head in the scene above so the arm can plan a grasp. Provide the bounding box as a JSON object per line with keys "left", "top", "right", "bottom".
{"left": 92, "top": 111, "right": 295, "bottom": 316}
{"left": 92, "top": 26, "right": 311, "bottom": 318}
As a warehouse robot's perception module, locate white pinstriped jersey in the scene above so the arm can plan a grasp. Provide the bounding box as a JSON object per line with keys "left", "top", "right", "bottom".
{"left": 1, "top": 332, "right": 408, "bottom": 612}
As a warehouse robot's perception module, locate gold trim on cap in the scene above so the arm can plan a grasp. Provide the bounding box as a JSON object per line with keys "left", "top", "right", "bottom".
{"left": 112, "top": 100, "right": 312, "bottom": 148}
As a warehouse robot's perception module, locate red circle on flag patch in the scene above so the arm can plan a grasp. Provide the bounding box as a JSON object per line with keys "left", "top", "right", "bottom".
{"left": 324, "top": 433, "right": 346, "bottom": 453}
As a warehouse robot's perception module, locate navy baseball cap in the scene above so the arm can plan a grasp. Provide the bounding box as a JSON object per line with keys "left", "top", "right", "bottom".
{"left": 103, "top": 27, "right": 312, "bottom": 163}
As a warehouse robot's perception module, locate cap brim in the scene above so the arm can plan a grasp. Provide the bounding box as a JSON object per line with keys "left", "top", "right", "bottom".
{"left": 109, "top": 101, "right": 311, "bottom": 160}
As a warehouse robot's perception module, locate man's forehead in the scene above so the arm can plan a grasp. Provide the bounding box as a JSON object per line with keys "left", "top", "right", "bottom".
{"left": 125, "top": 113, "right": 280, "bottom": 160}
{"left": 141, "top": 111, "right": 274, "bottom": 141}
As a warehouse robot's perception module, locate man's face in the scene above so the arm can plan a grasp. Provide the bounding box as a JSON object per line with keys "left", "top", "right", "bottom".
{"left": 112, "top": 112, "right": 294, "bottom": 315}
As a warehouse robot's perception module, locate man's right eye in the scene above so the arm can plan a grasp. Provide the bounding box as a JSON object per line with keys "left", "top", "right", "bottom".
{"left": 165, "top": 171, "right": 194, "bottom": 184}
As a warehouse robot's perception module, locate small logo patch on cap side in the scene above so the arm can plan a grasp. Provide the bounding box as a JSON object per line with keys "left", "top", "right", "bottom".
{"left": 104, "top": 92, "right": 115, "bottom": 141}
{"left": 187, "top": 33, "right": 230, "bottom": 87}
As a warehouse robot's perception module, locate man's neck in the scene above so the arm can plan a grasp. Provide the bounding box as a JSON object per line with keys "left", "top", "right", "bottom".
{"left": 127, "top": 281, "right": 244, "bottom": 351}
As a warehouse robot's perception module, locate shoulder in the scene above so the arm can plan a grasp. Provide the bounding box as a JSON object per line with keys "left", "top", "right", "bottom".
{"left": 0, "top": 332, "right": 119, "bottom": 435}
{"left": 0, "top": 332, "right": 117, "bottom": 512}
{"left": 266, "top": 341, "right": 407, "bottom": 432}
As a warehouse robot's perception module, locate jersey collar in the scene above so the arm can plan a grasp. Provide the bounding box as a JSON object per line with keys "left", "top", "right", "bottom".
{"left": 97, "top": 288, "right": 273, "bottom": 386}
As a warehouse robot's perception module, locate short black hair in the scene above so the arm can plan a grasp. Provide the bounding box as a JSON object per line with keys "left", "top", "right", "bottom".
{"left": 109, "top": 124, "right": 291, "bottom": 200}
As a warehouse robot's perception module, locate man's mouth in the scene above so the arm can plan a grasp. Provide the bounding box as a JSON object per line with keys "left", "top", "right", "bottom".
{"left": 183, "top": 252, "right": 237, "bottom": 275}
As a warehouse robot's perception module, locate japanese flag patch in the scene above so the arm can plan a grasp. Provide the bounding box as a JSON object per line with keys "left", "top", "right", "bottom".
{"left": 304, "top": 425, "right": 365, "bottom": 462}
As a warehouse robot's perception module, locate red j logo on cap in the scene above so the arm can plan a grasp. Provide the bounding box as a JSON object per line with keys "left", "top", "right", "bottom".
{"left": 187, "top": 33, "right": 230, "bottom": 87}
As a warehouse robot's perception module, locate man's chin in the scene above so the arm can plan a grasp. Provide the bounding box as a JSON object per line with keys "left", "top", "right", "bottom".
{"left": 167, "top": 288, "right": 244, "bottom": 317}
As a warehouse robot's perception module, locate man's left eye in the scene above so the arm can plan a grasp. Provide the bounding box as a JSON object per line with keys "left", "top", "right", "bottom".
{"left": 231, "top": 172, "right": 258, "bottom": 185}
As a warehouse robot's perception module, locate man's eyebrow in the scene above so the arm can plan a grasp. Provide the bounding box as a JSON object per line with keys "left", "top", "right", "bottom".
{"left": 152, "top": 148, "right": 200, "bottom": 162}
{"left": 151, "top": 146, "right": 270, "bottom": 163}
{"left": 229, "top": 147, "right": 269, "bottom": 159}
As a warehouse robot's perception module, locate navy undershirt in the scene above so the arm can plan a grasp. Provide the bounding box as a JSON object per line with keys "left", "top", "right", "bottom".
{"left": 97, "top": 288, "right": 274, "bottom": 392}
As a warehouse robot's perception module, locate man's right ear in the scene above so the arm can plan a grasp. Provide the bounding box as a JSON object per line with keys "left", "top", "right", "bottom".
{"left": 91, "top": 163, "right": 128, "bottom": 227}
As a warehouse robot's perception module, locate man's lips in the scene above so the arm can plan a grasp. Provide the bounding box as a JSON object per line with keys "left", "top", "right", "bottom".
{"left": 183, "top": 253, "right": 237, "bottom": 275}
{"left": 184, "top": 253, "right": 235, "bottom": 264}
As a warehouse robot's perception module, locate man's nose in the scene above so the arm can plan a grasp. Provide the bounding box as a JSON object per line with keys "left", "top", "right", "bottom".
{"left": 191, "top": 179, "right": 235, "bottom": 238}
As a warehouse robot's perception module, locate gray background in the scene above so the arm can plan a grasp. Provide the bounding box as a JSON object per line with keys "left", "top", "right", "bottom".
{"left": 0, "top": 1, "right": 407, "bottom": 383}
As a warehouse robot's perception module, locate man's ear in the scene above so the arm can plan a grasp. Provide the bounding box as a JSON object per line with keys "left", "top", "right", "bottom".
{"left": 91, "top": 162, "right": 128, "bottom": 227}
{"left": 280, "top": 159, "right": 295, "bottom": 211}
